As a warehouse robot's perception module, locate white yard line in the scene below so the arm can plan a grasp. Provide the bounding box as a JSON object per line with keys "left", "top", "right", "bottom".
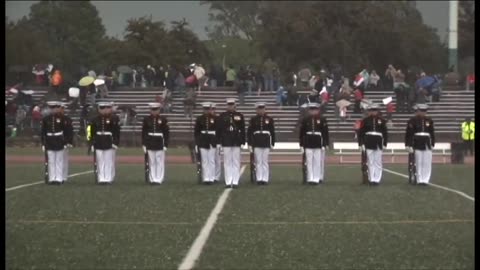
{"left": 5, "top": 170, "right": 93, "bottom": 192}
{"left": 383, "top": 168, "right": 475, "bottom": 202}
{"left": 178, "top": 165, "right": 247, "bottom": 270}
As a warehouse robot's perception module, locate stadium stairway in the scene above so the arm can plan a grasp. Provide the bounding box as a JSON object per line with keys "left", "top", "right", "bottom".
{"left": 11, "top": 85, "right": 474, "bottom": 144}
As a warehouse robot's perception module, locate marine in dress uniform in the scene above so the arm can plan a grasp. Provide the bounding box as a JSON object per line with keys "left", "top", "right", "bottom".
{"left": 59, "top": 102, "right": 74, "bottom": 182}
{"left": 299, "top": 103, "right": 329, "bottom": 184}
{"left": 194, "top": 102, "right": 217, "bottom": 184}
{"left": 405, "top": 104, "right": 435, "bottom": 185}
{"left": 41, "top": 101, "right": 74, "bottom": 184}
{"left": 357, "top": 104, "right": 388, "bottom": 185}
{"left": 216, "top": 98, "right": 246, "bottom": 188}
{"left": 89, "top": 101, "right": 120, "bottom": 184}
{"left": 247, "top": 102, "right": 275, "bottom": 184}
{"left": 142, "top": 103, "right": 169, "bottom": 184}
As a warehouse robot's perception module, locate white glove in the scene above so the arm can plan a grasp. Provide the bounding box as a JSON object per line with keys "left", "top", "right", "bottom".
{"left": 300, "top": 147, "right": 304, "bottom": 154}
{"left": 217, "top": 144, "right": 222, "bottom": 151}
{"left": 360, "top": 145, "right": 366, "bottom": 152}
{"left": 408, "top": 147, "right": 414, "bottom": 153}
{"left": 67, "top": 144, "right": 73, "bottom": 148}
{"left": 91, "top": 145, "right": 94, "bottom": 152}
{"left": 195, "top": 145, "right": 199, "bottom": 153}
{"left": 325, "top": 146, "right": 329, "bottom": 151}
{"left": 112, "top": 144, "right": 118, "bottom": 150}
{"left": 164, "top": 147, "right": 167, "bottom": 152}
{"left": 41, "top": 145, "right": 45, "bottom": 152}
{"left": 248, "top": 146, "right": 253, "bottom": 153}
{"left": 142, "top": 146, "right": 147, "bottom": 154}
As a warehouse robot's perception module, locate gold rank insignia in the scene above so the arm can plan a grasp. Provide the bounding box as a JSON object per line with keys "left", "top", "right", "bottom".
{"left": 210, "top": 119, "right": 214, "bottom": 123}
{"left": 56, "top": 118, "right": 61, "bottom": 123}
{"left": 158, "top": 120, "right": 162, "bottom": 124}
{"left": 234, "top": 116, "right": 241, "bottom": 121}
{"left": 265, "top": 119, "right": 269, "bottom": 124}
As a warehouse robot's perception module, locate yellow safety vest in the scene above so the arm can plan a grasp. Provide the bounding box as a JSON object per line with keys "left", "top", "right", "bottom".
{"left": 461, "top": 121, "right": 475, "bottom": 140}
{"left": 86, "top": 124, "right": 92, "bottom": 142}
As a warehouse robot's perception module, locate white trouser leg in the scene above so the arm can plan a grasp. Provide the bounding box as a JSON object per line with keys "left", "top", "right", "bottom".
{"left": 101, "top": 149, "right": 115, "bottom": 182}
{"left": 422, "top": 150, "right": 432, "bottom": 183}
{"left": 109, "top": 149, "right": 116, "bottom": 182}
{"left": 367, "top": 149, "right": 375, "bottom": 182}
{"left": 63, "top": 148, "right": 69, "bottom": 181}
{"left": 231, "top": 147, "right": 241, "bottom": 185}
{"left": 200, "top": 148, "right": 210, "bottom": 181}
{"left": 306, "top": 148, "right": 314, "bottom": 182}
{"left": 415, "top": 150, "right": 423, "bottom": 183}
{"left": 311, "top": 148, "right": 321, "bottom": 183}
{"left": 207, "top": 148, "right": 216, "bottom": 182}
{"left": 215, "top": 148, "right": 222, "bottom": 180}
{"left": 319, "top": 148, "right": 325, "bottom": 181}
{"left": 48, "top": 150, "right": 63, "bottom": 182}
{"left": 372, "top": 149, "right": 383, "bottom": 182}
{"left": 148, "top": 150, "right": 156, "bottom": 182}
{"left": 262, "top": 148, "right": 270, "bottom": 182}
{"left": 156, "top": 150, "right": 165, "bottom": 183}
{"left": 96, "top": 150, "right": 104, "bottom": 182}
{"left": 223, "top": 147, "right": 233, "bottom": 185}
{"left": 254, "top": 148, "right": 262, "bottom": 181}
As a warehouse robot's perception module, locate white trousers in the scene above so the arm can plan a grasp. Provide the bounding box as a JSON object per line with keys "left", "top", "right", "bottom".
{"left": 63, "top": 148, "right": 69, "bottom": 181}
{"left": 215, "top": 147, "right": 222, "bottom": 180}
{"left": 415, "top": 150, "right": 432, "bottom": 183}
{"left": 96, "top": 149, "right": 116, "bottom": 183}
{"left": 254, "top": 148, "right": 270, "bottom": 182}
{"left": 305, "top": 148, "right": 325, "bottom": 183}
{"left": 223, "top": 147, "right": 241, "bottom": 185}
{"left": 47, "top": 150, "right": 65, "bottom": 183}
{"left": 148, "top": 150, "right": 165, "bottom": 183}
{"left": 200, "top": 148, "right": 216, "bottom": 182}
{"left": 366, "top": 149, "right": 383, "bottom": 183}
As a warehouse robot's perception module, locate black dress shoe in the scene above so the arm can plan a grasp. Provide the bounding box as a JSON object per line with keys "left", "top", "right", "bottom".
{"left": 308, "top": 182, "right": 318, "bottom": 186}
{"left": 225, "top": 185, "right": 232, "bottom": 189}
{"left": 150, "top": 182, "right": 161, "bottom": 185}
{"left": 256, "top": 181, "right": 262, "bottom": 185}
{"left": 232, "top": 185, "right": 239, "bottom": 189}
{"left": 204, "top": 182, "right": 213, "bottom": 185}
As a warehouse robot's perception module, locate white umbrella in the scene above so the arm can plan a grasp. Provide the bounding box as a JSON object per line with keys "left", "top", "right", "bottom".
{"left": 69, "top": 87, "right": 80, "bottom": 98}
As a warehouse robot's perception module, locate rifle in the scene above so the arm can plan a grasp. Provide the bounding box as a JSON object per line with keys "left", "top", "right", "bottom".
{"left": 93, "top": 147, "right": 98, "bottom": 184}
{"left": 44, "top": 149, "right": 49, "bottom": 184}
{"left": 144, "top": 150, "right": 150, "bottom": 183}
{"left": 302, "top": 149, "right": 307, "bottom": 184}
{"left": 408, "top": 150, "right": 417, "bottom": 184}
{"left": 361, "top": 149, "right": 369, "bottom": 184}
{"left": 250, "top": 147, "right": 256, "bottom": 183}
{"left": 195, "top": 146, "right": 202, "bottom": 184}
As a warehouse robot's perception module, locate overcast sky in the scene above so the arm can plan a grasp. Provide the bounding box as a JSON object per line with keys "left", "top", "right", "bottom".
{"left": 6, "top": 1, "right": 449, "bottom": 41}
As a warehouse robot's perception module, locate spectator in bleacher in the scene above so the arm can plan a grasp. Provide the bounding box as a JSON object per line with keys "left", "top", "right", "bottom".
{"left": 225, "top": 65, "right": 236, "bottom": 87}
{"left": 319, "top": 87, "right": 329, "bottom": 114}
{"left": 263, "top": 58, "right": 278, "bottom": 92}
{"left": 132, "top": 68, "right": 137, "bottom": 87}
{"left": 51, "top": 69, "right": 63, "bottom": 95}
{"left": 307, "top": 89, "right": 320, "bottom": 104}
{"left": 407, "top": 85, "right": 416, "bottom": 113}
{"left": 461, "top": 117, "right": 475, "bottom": 156}
{"left": 175, "top": 70, "right": 186, "bottom": 94}
{"left": 208, "top": 64, "right": 219, "bottom": 88}
{"left": 245, "top": 65, "right": 256, "bottom": 96}
{"left": 431, "top": 74, "right": 443, "bottom": 102}
{"left": 273, "top": 66, "right": 281, "bottom": 92}
{"left": 31, "top": 105, "right": 42, "bottom": 135}
{"left": 298, "top": 67, "right": 312, "bottom": 88}
{"left": 145, "top": 65, "right": 156, "bottom": 87}
{"left": 393, "top": 69, "right": 408, "bottom": 112}
{"left": 384, "top": 64, "right": 396, "bottom": 91}
{"left": 155, "top": 66, "right": 165, "bottom": 87}
{"left": 368, "top": 70, "right": 380, "bottom": 91}
{"left": 165, "top": 65, "right": 177, "bottom": 91}
{"left": 237, "top": 66, "right": 248, "bottom": 105}
{"left": 194, "top": 64, "right": 207, "bottom": 93}
{"left": 466, "top": 73, "right": 475, "bottom": 90}
{"left": 386, "top": 101, "right": 395, "bottom": 126}
{"left": 184, "top": 87, "right": 196, "bottom": 118}
{"left": 353, "top": 88, "right": 363, "bottom": 113}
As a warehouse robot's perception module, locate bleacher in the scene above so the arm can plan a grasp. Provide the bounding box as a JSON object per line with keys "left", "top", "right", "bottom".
{"left": 11, "top": 84, "right": 474, "bottom": 144}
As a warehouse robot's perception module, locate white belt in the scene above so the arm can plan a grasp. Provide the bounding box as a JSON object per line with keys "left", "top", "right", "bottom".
{"left": 46, "top": 131, "right": 63, "bottom": 136}
{"left": 254, "top": 131, "right": 270, "bottom": 135}
{"left": 414, "top": 132, "right": 431, "bottom": 137}
{"left": 201, "top": 130, "right": 216, "bottom": 135}
{"left": 306, "top": 131, "right": 322, "bottom": 135}
{"left": 148, "top": 132, "right": 164, "bottom": 137}
{"left": 366, "top": 131, "right": 383, "bottom": 137}
{"left": 96, "top": 131, "right": 112, "bottom": 135}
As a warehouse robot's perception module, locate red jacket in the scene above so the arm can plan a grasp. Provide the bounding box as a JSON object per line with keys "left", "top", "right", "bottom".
{"left": 386, "top": 103, "right": 395, "bottom": 113}
{"left": 321, "top": 92, "right": 329, "bottom": 103}
{"left": 354, "top": 89, "right": 363, "bottom": 101}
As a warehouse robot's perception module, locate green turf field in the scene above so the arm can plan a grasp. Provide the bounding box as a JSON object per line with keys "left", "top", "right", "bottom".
{"left": 6, "top": 162, "right": 474, "bottom": 270}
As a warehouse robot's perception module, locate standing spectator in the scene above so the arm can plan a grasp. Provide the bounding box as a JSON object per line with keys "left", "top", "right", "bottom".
{"left": 209, "top": 64, "right": 219, "bottom": 88}
{"left": 194, "top": 64, "right": 207, "bottom": 93}
{"left": 384, "top": 64, "right": 396, "bottom": 91}
{"left": 145, "top": 65, "right": 156, "bottom": 87}
{"left": 175, "top": 71, "right": 186, "bottom": 94}
{"left": 51, "top": 69, "right": 63, "bottom": 95}
{"left": 431, "top": 74, "right": 442, "bottom": 102}
{"left": 353, "top": 88, "right": 363, "bottom": 113}
{"left": 368, "top": 70, "right": 380, "bottom": 91}
{"left": 298, "top": 67, "right": 312, "bottom": 88}
{"left": 225, "top": 65, "right": 236, "bottom": 87}
{"left": 319, "top": 87, "right": 329, "bottom": 114}
{"left": 184, "top": 87, "right": 196, "bottom": 118}
{"left": 359, "top": 68, "right": 370, "bottom": 90}
{"left": 263, "top": 58, "right": 278, "bottom": 92}
{"left": 237, "top": 66, "right": 248, "bottom": 105}
{"left": 156, "top": 66, "right": 165, "bottom": 87}
{"left": 393, "top": 69, "right": 407, "bottom": 112}
{"left": 461, "top": 117, "right": 475, "bottom": 156}
{"left": 245, "top": 65, "right": 255, "bottom": 96}
{"left": 407, "top": 85, "right": 416, "bottom": 113}
{"left": 386, "top": 101, "right": 395, "bottom": 126}
{"left": 165, "top": 65, "right": 177, "bottom": 91}
{"left": 255, "top": 66, "right": 264, "bottom": 92}
{"left": 132, "top": 68, "right": 137, "bottom": 87}
{"left": 272, "top": 67, "right": 281, "bottom": 92}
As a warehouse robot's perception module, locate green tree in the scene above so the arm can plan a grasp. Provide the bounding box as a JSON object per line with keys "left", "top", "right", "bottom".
{"left": 458, "top": 1, "right": 474, "bottom": 60}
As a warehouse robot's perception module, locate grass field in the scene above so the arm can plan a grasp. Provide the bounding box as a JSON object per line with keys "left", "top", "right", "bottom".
{"left": 6, "top": 160, "right": 474, "bottom": 269}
